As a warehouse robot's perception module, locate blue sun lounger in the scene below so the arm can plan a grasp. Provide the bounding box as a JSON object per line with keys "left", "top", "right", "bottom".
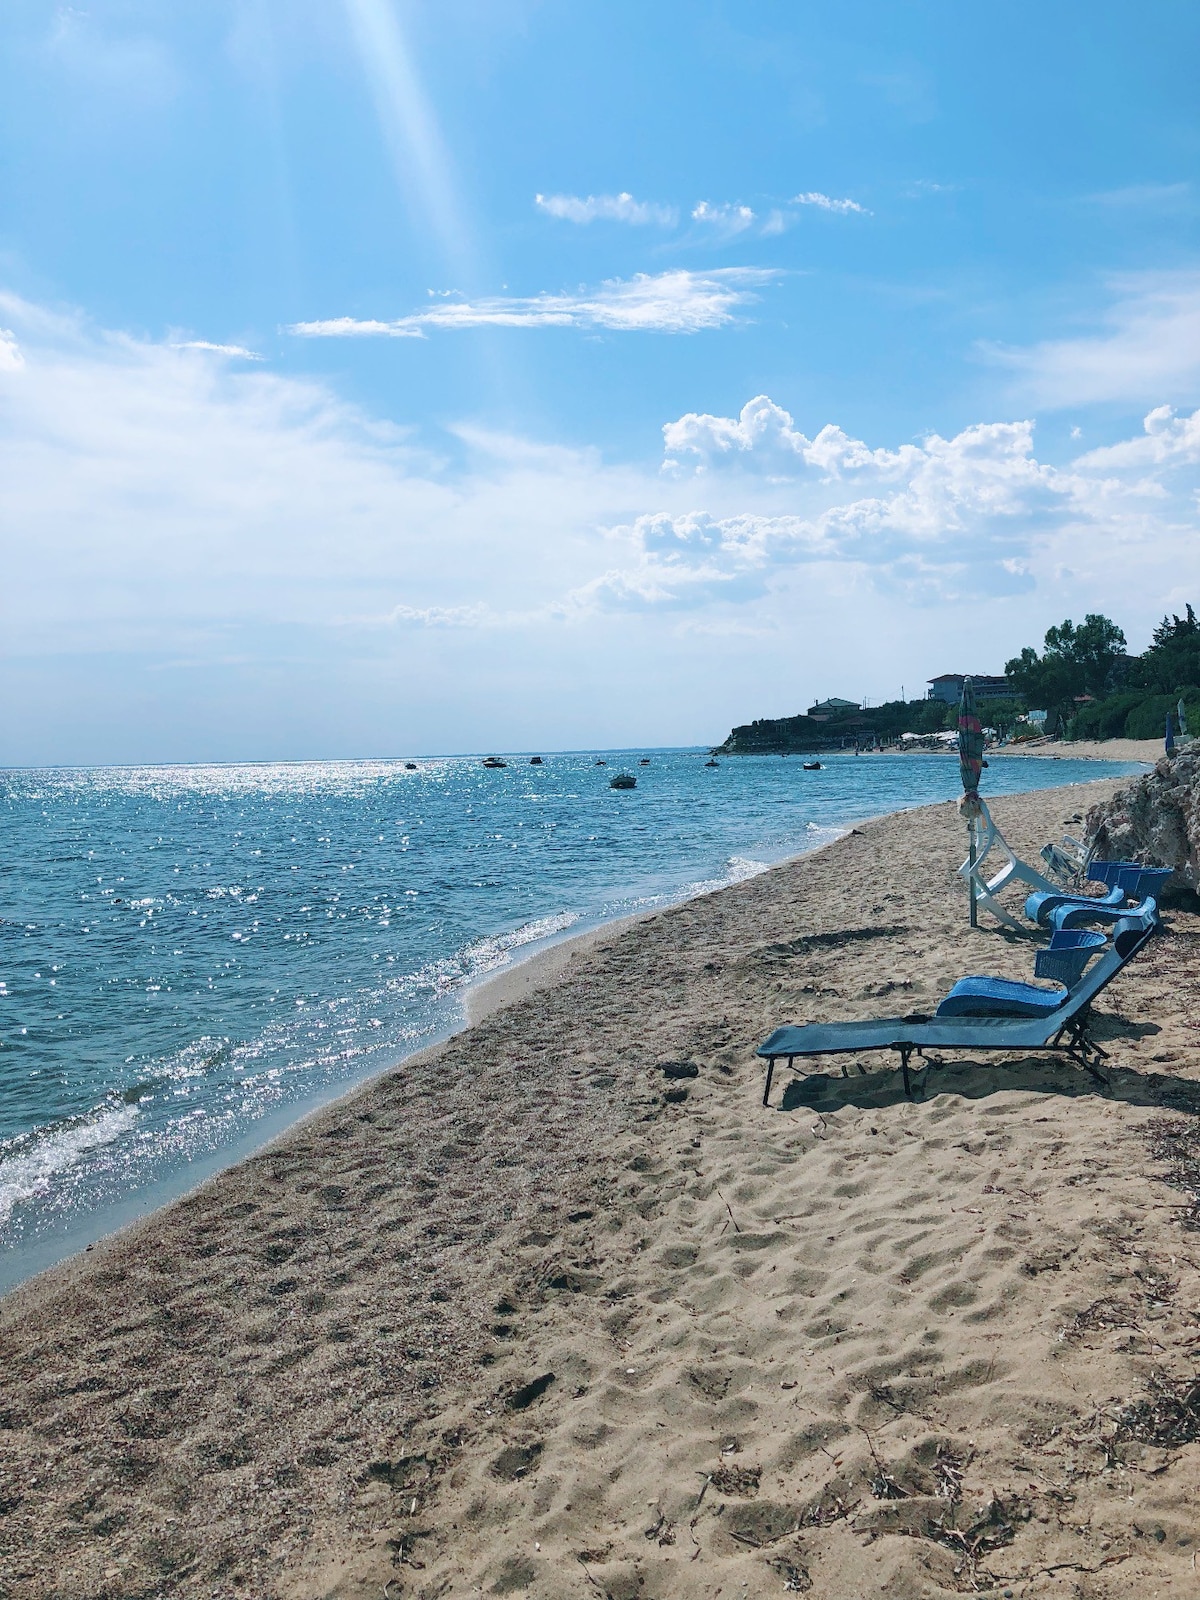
{"left": 756, "top": 913, "right": 1155, "bottom": 1105}
{"left": 1025, "top": 866, "right": 1173, "bottom": 928}
{"left": 1047, "top": 893, "right": 1161, "bottom": 934}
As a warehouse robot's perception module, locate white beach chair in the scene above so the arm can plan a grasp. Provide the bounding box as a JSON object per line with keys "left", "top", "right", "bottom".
{"left": 959, "top": 799, "right": 1059, "bottom": 931}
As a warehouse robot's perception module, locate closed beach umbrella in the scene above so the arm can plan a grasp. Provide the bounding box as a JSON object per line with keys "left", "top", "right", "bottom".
{"left": 957, "top": 677, "right": 985, "bottom": 924}
{"left": 957, "top": 676, "right": 984, "bottom": 805}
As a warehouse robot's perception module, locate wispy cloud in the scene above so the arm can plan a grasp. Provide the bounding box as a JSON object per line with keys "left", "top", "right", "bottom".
{"left": 290, "top": 269, "right": 778, "bottom": 338}
{"left": 170, "top": 340, "right": 262, "bottom": 360}
{"left": 7, "top": 289, "right": 1199, "bottom": 757}
{"left": 691, "top": 200, "right": 757, "bottom": 236}
{"left": 0, "top": 329, "right": 24, "bottom": 372}
{"left": 534, "top": 192, "right": 677, "bottom": 226}
{"left": 987, "top": 271, "right": 1200, "bottom": 408}
{"left": 1086, "top": 182, "right": 1192, "bottom": 210}
{"left": 791, "top": 191, "right": 869, "bottom": 215}
{"left": 380, "top": 602, "right": 493, "bottom": 627}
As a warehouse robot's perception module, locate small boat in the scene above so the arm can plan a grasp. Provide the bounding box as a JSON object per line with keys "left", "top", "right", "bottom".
{"left": 594, "top": 759, "right": 606, "bottom": 767}
{"left": 481, "top": 756, "right": 507, "bottom": 769}
{"left": 404, "top": 761, "right": 417, "bottom": 770}
{"left": 610, "top": 773, "right": 636, "bottom": 789}
{"left": 529, "top": 756, "right": 543, "bottom": 765}
{"left": 705, "top": 758, "right": 719, "bottom": 768}
{"left": 803, "top": 761, "right": 822, "bottom": 771}
{"left": 638, "top": 758, "right": 651, "bottom": 766}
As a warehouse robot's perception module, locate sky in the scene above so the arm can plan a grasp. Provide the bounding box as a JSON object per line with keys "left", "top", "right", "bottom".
{"left": 2, "top": 0, "right": 1199, "bottom": 764}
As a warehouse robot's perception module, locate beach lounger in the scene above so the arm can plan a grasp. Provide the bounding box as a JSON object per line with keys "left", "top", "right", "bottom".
{"left": 1090, "top": 864, "right": 1174, "bottom": 899}
{"left": 756, "top": 913, "right": 1155, "bottom": 1106}
{"left": 1047, "top": 894, "right": 1159, "bottom": 934}
{"left": 1039, "top": 834, "right": 1093, "bottom": 887}
{"left": 1024, "top": 883, "right": 1126, "bottom": 926}
{"left": 934, "top": 930, "right": 1109, "bottom": 1018}
{"left": 1024, "top": 866, "right": 1173, "bottom": 928}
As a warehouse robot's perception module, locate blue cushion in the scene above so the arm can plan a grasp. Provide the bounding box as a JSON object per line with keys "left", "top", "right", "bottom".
{"left": 935, "top": 975, "right": 1069, "bottom": 1019}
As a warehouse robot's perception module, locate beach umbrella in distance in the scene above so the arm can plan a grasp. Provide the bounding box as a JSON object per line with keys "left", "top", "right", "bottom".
{"left": 957, "top": 677, "right": 985, "bottom": 926}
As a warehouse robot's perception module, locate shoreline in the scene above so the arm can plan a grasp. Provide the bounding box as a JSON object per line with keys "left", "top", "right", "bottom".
{"left": 3, "top": 746, "right": 1148, "bottom": 1298}
{"left": 11, "top": 772, "right": 1200, "bottom": 1600}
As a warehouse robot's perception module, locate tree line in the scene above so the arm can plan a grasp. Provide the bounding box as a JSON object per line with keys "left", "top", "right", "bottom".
{"left": 1004, "top": 605, "right": 1199, "bottom": 740}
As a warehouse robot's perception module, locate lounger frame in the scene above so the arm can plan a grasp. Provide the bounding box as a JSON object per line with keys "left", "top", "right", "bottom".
{"left": 756, "top": 919, "right": 1155, "bottom": 1106}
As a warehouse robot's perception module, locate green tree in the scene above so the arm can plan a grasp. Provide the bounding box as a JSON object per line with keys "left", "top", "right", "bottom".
{"left": 1005, "top": 613, "right": 1127, "bottom": 719}
{"left": 1132, "top": 603, "right": 1200, "bottom": 694}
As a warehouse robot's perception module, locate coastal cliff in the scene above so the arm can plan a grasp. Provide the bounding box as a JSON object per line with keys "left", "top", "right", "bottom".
{"left": 715, "top": 697, "right": 954, "bottom": 754}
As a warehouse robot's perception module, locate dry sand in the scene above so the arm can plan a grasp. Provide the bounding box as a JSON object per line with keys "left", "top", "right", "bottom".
{"left": 3, "top": 779, "right": 1200, "bottom": 1600}
{"left": 990, "top": 740, "right": 1162, "bottom": 764}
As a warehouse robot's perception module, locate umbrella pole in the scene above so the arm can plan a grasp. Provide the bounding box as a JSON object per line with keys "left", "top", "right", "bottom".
{"left": 968, "top": 821, "right": 978, "bottom": 927}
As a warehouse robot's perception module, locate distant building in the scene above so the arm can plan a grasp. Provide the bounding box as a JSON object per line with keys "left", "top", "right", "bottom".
{"left": 807, "top": 697, "right": 860, "bottom": 715}
{"left": 926, "top": 674, "right": 1011, "bottom": 706}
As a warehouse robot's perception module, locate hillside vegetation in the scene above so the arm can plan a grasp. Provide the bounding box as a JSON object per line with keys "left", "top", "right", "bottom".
{"left": 715, "top": 604, "right": 1200, "bottom": 753}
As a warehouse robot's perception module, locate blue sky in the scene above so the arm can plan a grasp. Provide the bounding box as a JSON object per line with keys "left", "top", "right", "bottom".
{"left": 2, "top": 1, "right": 1199, "bottom": 762}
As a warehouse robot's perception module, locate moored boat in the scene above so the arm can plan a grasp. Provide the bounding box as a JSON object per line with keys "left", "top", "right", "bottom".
{"left": 610, "top": 773, "right": 636, "bottom": 789}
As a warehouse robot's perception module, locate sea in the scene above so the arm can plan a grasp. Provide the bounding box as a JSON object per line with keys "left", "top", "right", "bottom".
{"left": 0, "top": 749, "right": 1142, "bottom": 1291}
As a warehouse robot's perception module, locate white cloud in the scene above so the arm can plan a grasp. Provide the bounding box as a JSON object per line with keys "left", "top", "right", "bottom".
{"left": 170, "top": 340, "right": 262, "bottom": 360}
{"left": 1073, "top": 404, "right": 1200, "bottom": 470}
{"left": 534, "top": 192, "right": 677, "bottom": 226}
{"left": 0, "top": 329, "right": 24, "bottom": 372}
{"left": 284, "top": 316, "right": 425, "bottom": 340}
{"left": 588, "top": 394, "right": 1199, "bottom": 609}
{"left": 663, "top": 394, "right": 922, "bottom": 478}
{"left": 691, "top": 201, "right": 757, "bottom": 236}
{"left": 792, "top": 191, "right": 868, "bottom": 215}
{"left": 988, "top": 272, "right": 1200, "bottom": 408}
{"left": 379, "top": 602, "right": 494, "bottom": 627}
{"left": 290, "top": 269, "right": 777, "bottom": 337}
{"left": 4, "top": 289, "right": 1199, "bottom": 759}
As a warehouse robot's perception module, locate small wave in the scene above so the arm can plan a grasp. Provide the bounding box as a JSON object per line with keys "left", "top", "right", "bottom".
{"left": 0, "top": 1102, "right": 140, "bottom": 1226}
{"left": 681, "top": 853, "right": 773, "bottom": 900}
{"left": 458, "top": 910, "right": 581, "bottom": 980}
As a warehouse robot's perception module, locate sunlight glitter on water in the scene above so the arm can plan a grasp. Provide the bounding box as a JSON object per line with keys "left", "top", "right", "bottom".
{"left": 0, "top": 748, "right": 1142, "bottom": 1287}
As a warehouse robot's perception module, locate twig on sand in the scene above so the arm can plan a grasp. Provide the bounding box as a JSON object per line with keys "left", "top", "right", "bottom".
{"left": 576, "top": 1556, "right": 603, "bottom": 1591}
{"left": 858, "top": 1423, "right": 909, "bottom": 1500}
{"left": 715, "top": 1188, "right": 741, "bottom": 1233}
{"left": 1012, "top": 1554, "right": 1134, "bottom": 1579}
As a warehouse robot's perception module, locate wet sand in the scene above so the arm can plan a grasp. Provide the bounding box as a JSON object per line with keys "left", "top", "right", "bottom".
{"left": 3, "top": 777, "right": 1199, "bottom": 1600}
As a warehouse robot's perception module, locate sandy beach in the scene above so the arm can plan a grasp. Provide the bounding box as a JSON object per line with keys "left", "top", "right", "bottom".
{"left": 990, "top": 739, "right": 1163, "bottom": 765}
{"left": 3, "top": 775, "right": 1200, "bottom": 1600}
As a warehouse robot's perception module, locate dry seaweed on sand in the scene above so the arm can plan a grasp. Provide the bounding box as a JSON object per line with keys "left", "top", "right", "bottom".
{"left": 1116, "top": 1370, "right": 1200, "bottom": 1448}
{"left": 1144, "top": 1114, "right": 1200, "bottom": 1229}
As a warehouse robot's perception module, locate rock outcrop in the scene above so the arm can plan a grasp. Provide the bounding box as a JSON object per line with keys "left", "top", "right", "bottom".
{"left": 1085, "top": 744, "right": 1200, "bottom": 896}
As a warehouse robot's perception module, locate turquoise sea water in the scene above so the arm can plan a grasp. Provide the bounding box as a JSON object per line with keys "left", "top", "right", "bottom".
{"left": 0, "top": 749, "right": 1141, "bottom": 1290}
